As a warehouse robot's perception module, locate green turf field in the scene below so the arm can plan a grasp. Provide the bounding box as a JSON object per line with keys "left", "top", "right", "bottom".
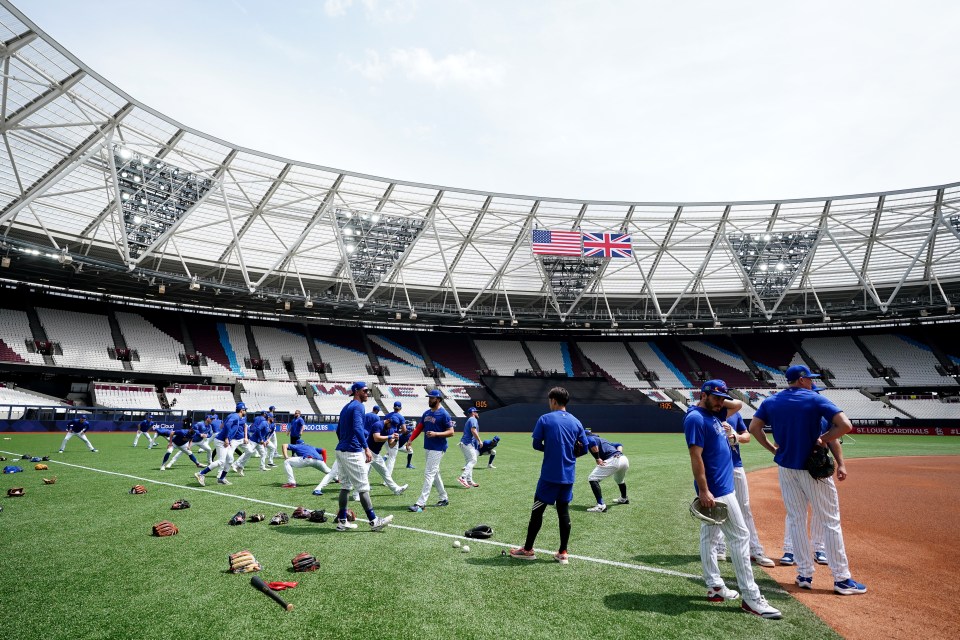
{"left": 1, "top": 432, "right": 957, "bottom": 640}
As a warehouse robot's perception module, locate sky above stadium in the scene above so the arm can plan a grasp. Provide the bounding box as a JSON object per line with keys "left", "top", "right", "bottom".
{"left": 18, "top": 0, "right": 960, "bottom": 203}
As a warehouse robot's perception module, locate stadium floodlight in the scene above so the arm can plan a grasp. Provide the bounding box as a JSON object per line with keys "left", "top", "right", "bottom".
{"left": 511, "top": 318, "right": 518, "bottom": 326}
{"left": 304, "top": 296, "right": 313, "bottom": 308}
{"left": 114, "top": 145, "right": 215, "bottom": 259}
{"left": 335, "top": 208, "right": 426, "bottom": 293}
{"left": 539, "top": 256, "right": 604, "bottom": 302}
{"left": 410, "top": 311, "right": 418, "bottom": 320}
{"left": 56, "top": 248, "right": 72, "bottom": 265}
{"left": 189, "top": 276, "right": 200, "bottom": 291}
{"left": 0, "top": 256, "right": 9, "bottom": 268}
{"left": 728, "top": 230, "right": 818, "bottom": 301}
{"left": 158, "top": 283, "right": 166, "bottom": 294}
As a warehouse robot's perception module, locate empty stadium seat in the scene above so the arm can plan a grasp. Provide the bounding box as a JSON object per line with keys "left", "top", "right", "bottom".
{"left": 115, "top": 312, "right": 198, "bottom": 376}
{"left": 93, "top": 382, "right": 164, "bottom": 410}
{"left": 474, "top": 340, "right": 531, "bottom": 376}
{"left": 164, "top": 384, "right": 236, "bottom": 411}
{"left": 37, "top": 308, "right": 124, "bottom": 371}
{"left": 250, "top": 325, "right": 312, "bottom": 381}
{"left": 860, "top": 334, "right": 957, "bottom": 387}
{"left": 239, "top": 379, "right": 306, "bottom": 413}
{"left": 0, "top": 309, "right": 44, "bottom": 364}
{"left": 801, "top": 337, "right": 877, "bottom": 387}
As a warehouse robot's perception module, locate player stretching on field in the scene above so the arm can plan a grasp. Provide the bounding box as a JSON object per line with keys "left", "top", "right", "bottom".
{"left": 281, "top": 443, "right": 330, "bottom": 488}
{"left": 749, "top": 365, "right": 866, "bottom": 596}
{"left": 333, "top": 382, "right": 392, "bottom": 532}
{"left": 510, "top": 386, "right": 588, "bottom": 564}
{"left": 134, "top": 414, "right": 157, "bottom": 448}
{"left": 160, "top": 421, "right": 201, "bottom": 470}
{"left": 58, "top": 415, "right": 98, "bottom": 453}
{"left": 191, "top": 416, "right": 215, "bottom": 466}
{"left": 686, "top": 380, "right": 782, "bottom": 619}
{"left": 584, "top": 435, "right": 630, "bottom": 512}
{"left": 195, "top": 402, "right": 248, "bottom": 486}
{"left": 478, "top": 435, "right": 499, "bottom": 468}
{"left": 263, "top": 406, "right": 278, "bottom": 467}
{"left": 457, "top": 406, "right": 481, "bottom": 488}
{"left": 406, "top": 389, "right": 454, "bottom": 512}
{"left": 366, "top": 416, "right": 408, "bottom": 495}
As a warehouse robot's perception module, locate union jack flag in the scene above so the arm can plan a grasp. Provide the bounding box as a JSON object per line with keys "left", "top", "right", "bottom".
{"left": 582, "top": 232, "right": 633, "bottom": 258}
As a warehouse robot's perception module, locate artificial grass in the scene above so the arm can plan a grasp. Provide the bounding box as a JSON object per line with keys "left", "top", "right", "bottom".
{"left": 2, "top": 432, "right": 955, "bottom": 639}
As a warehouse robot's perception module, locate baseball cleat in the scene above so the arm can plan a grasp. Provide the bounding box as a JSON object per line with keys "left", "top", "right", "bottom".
{"left": 394, "top": 484, "right": 408, "bottom": 495}
{"left": 336, "top": 519, "right": 358, "bottom": 531}
{"left": 586, "top": 504, "right": 607, "bottom": 513}
{"left": 408, "top": 504, "right": 424, "bottom": 512}
{"left": 457, "top": 476, "right": 470, "bottom": 488}
{"left": 233, "top": 465, "right": 245, "bottom": 477}
{"left": 509, "top": 548, "right": 536, "bottom": 560}
{"left": 370, "top": 515, "right": 393, "bottom": 532}
{"left": 814, "top": 551, "right": 828, "bottom": 565}
{"left": 779, "top": 552, "right": 795, "bottom": 566}
{"left": 194, "top": 472, "right": 205, "bottom": 486}
{"left": 553, "top": 551, "right": 569, "bottom": 565}
{"left": 436, "top": 499, "right": 449, "bottom": 507}
{"left": 406, "top": 465, "right": 415, "bottom": 469}
{"left": 487, "top": 464, "right": 496, "bottom": 469}
{"left": 741, "top": 595, "right": 782, "bottom": 619}
{"left": 834, "top": 578, "right": 867, "bottom": 595}
{"left": 312, "top": 489, "right": 324, "bottom": 496}
{"left": 468, "top": 481, "right": 479, "bottom": 488}
{"left": 752, "top": 555, "right": 776, "bottom": 568}
{"left": 158, "top": 466, "right": 166, "bottom": 471}
{"left": 614, "top": 497, "right": 629, "bottom": 504}
{"left": 91, "top": 449, "right": 98, "bottom": 453}
{"left": 281, "top": 483, "right": 297, "bottom": 488}
{"left": 57, "top": 450, "right": 63, "bottom": 453}
{"left": 706, "top": 586, "right": 739, "bottom": 602}
{"left": 796, "top": 576, "right": 812, "bottom": 589}
{"left": 217, "top": 478, "right": 232, "bottom": 485}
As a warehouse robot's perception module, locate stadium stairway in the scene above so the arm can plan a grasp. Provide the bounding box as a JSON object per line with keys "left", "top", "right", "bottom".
{"left": 414, "top": 333, "right": 443, "bottom": 386}
{"left": 106, "top": 310, "right": 134, "bottom": 371}
{"left": 468, "top": 336, "right": 489, "bottom": 372}
{"left": 624, "top": 342, "right": 653, "bottom": 386}
{"left": 788, "top": 335, "right": 832, "bottom": 387}
{"left": 520, "top": 341, "right": 541, "bottom": 371}
{"left": 852, "top": 335, "right": 898, "bottom": 386}
{"left": 303, "top": 383, "right": 322, "bottom": 416}
{"left": 178, "top": 316, "right": 203, "bottom": 375}
{"left": 243, "top": 324, "right": 266, "bottom": 381}
{"left": 302, "top": 324, "right": 328, "bottom": 382}
{"left": 24, "top": 306, "right": 56, "bottom": 366}
{"left": 360, "top": 329, "right": 386, "bottom": 384}
{"left": 569, "top": 341, "right": 596, "bottom": 376}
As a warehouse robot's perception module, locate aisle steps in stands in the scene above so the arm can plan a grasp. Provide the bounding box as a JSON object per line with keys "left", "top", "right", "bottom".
{"left": 360, "top": 329, "right": 386, "bottom": 384}
{"left": 106, "top": 310, "right": 134, "bottom": 371}
{"left": 415, "top": 333, "right": 439, "bottom": 384}
{"left": 852, "top": 335, "right": 897, "bottom": 386}
{"left": 243, "top": 323, "right": 266, "bottom": 381}
{"left": 623, "top": 342, "right": 653, "bottom": 387}
{"left": 303, "top": 323, "right": 327, "bottom": 382}
{"left": 520, "top": 341, "right": 541, "bottom": 371}
{"left": 24, "top": 306, "right": 56, "bottom": 366}
{"left": 178, "top": 316, "right": 203, "bottom": 375}
{"left": 788, "top": 335, "right": 830, "bottom": 387}
{"left": 569, "top": 341, "right": 596, "bottom": 376}
{"left": 468, "top": 336, "right": 488, "bottom": 372}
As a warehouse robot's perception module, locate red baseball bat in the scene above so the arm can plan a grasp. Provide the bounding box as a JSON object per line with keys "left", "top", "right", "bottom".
{"left": 250, "top": 575, "right": 294, "bottom": 611}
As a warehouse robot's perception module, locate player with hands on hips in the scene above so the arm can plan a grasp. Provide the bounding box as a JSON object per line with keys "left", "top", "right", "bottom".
{"left": 281, "top": 443, "right": 330, "bottom": 488}
{"left": 288, "top": 409, "right": 305, "bottom": 446}
{"left": 160, "top": 420, "right": 202, "bottom": 470}
{"left": 59, "top": 415, "right": 97, "bottom": 453}
{"left": 457, "top": 407, "right": 482, "bottom": 488}
{"left": 585, "top": 436, "right": 630, "bottom": 512}
{"left": 383, "top": 402, "right": 406, "bottom": 475}
{"left": 134, "top": 414, "right": 157, "bottom": 448}
{"left": 750, "top": 366, "right": 865, "bottom": 596}
{"left": 406, "top": 389, "right": 455, "bottom": 512}
{"left": 685, "top": 380, "right": 782, "bottom": 619}
{"left": 194, "top": 402, "right": 248, "bottom": 486}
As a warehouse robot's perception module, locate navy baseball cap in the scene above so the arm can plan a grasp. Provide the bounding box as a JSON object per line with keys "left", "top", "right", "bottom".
{"left": 701, "top": 379, "right": 732, "bottom": 400}
{"left": 350, "top": 381, "right": 368, "bottom": 392}
{"left": 811, "top": 384, "right": 825, "bottom": 392}
{"left": 393, "top": 401, "right": 402, "bottom": 408}
{"left": 492, "top": 435, "right": 500, "bottom": 442}
{"left": 372, "top": 406, "right": 381, "bottom": 413}
{"left": 146, "top": 414, "right": 152, "bottom": 418}
{"left": 426, "top": 389, "right": 442, "bottom": 398}
{"left": 236, "top": 402, "right": 246, "bottom": 411}
{"left": 468, "top": 406, "right": 478, "bottom": 414}
{"left": 785, "top": 365, "right": 820, "bottom": 383}
{"left": 268, "top": 405, "right": 276, "bottom": 411}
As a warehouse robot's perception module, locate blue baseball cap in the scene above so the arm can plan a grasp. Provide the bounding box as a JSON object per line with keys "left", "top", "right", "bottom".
{"left": 426, "top": 389, "right": 442, "bottom": 398}
{"left": 236, "top": 402, "right": 246, "bottom": 411}
{"left": 350, "top": 381, "right": 368, "bottom": 393}
{"left": 393, "top": 401, "right": 402, "bottom": 408}
{"left": 785, "top": 365, "right": 820, "bottom": 383}
{"left": 492, "top": 435, "right": 500, "bottom": 442}
{"left": 146, "top": 414, "right": 152, "bottom": 418}
{"left": 811, "top": 384, "right": 825, "bottom": 392}
{"left": 268, "top": 405, "right": 276, "bottom": 411}
{"left": 468, "top": 406, "right": 478, "bottom": 414}
{"left": 701, "top": 379, "right": 732, "bottom": 400}
{"left": 372, "top": 406, "right": 380, "bottom": 413}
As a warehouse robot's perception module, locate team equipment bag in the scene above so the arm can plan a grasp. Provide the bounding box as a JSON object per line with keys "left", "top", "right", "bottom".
{"left": 689, "top": 497, "right": 728, "bottom": 526}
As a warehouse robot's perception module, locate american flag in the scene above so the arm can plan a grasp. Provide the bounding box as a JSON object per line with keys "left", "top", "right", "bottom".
{"left": 582, "top": 232, "right": 633, "bottom": 258}
{"left": 531, "top": 229, "right": 582, "bottom": 256}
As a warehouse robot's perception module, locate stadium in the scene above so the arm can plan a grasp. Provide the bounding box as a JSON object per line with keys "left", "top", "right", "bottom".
{"left": 1, "top": 2, "right": 958, "bottom": 639}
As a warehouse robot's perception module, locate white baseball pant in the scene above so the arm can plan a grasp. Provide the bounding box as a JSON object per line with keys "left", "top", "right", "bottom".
{"left": 783, "top": 510, "right": 825, "bottom": 554}
{"left": 133, "top": 431, "right": 155, "bottom": 447}
{"left": 779, "top": 466, "right": 852, "bottom": 581}
{"left": 587, "top": 454, "right": 630, "bottom": 483}
{"left": 194, "top": 439, "right": 213, "bottom": 465}
{"left": 166, "top": 443, "right": 194, "bottom": 466}
{"left": 699, "top": 491, "right": 761, "bottom": 601}
{"left": 384, "top": 444, "right": 399, "bottom": 476}
{"left": 459, "top": 442, "right": 479, "bottom": 482}
{"left": 315, "top": 459, "right": 340, "bottom": 492}
{"left": 284, "top": 456, "right": 331, "bottom": 485}
{"left": 369, "top": 453, "right": 403, "bottom": 492}
{"left": 712, "top": 466, "right": 766, "bottom": 558}
{"left": 60, "top": 431, "right": 95, "bottom": 451}
{"left": 415, "top": 449, "right": 448, "bottom": 506}
{"left": 266, "top": 432, "right": 278, "bottom": 464}
{"left": 232, "top": 440, "right": 258, "bottom": 469}
{"left": 337, "top": 451, "right": 371, "bottom": 493}
{"left": 207, "top": 438, "right": 238, "bottom": 471}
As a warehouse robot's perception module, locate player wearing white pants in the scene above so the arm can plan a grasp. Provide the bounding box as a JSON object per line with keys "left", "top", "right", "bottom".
{"left": 407, "top": 390, "right": 455, "bottom": 511}
{"left": 313, "top": 458, "right": 340, "bottom": 494}
{"left": 195, "top": 404, "right": 249, "bottom": 486}
{"left": 370, "top": 452, "right": 406, "bottom": 494}
{"left": 263, "top": 406, "right": 278, "bottom": 466}
{"left": 59, "top": 416, "right": 97, "bottom": 453}
{"left": 382, "top": 405, "right": 406, "bottom": 477}
{"left": 134, "top": 416, "right": 156, "bottom": 448}
{"left": 585, "top": 436, "right": 630, "bottom": 512}
{"left": 414, "top": 449, "right": 449, "bottom": 507}
{"left": 750, "top": 365, "right": 866, "bottom": 596}
{"left": 282, "top": 443, "right": 330, "bottom": 487}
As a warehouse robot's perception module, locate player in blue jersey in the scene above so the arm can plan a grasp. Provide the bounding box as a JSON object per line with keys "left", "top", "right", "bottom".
{"left": 134, "top": 414, "right": 157, "bottom": 448}
{"left": 234, "top": 410, "right": 270, "bottom": 473}
{"left": 366, "top": 416, "right": 408, "bottom": 495}
{"left": 510, "top": 387, "right": 587, "bottom": 564}
{"left": 584, "top": 435, "right": 630, "bottom": 512}
{"left": 456, "top": 407, "right": 482, "bottom": 488}
{"left": 281, "top": 442, "right": 330, "bottom": 488}
{"left": 58, "top": 415, "right": 97, "bottom": 453}
{"left": 194, "top": 402, "right": 248, "bottom": 486}
{"left": 191, "top": 416, "right": 215, "bottom": 466}
{"left": 406, "top": 389, "right": 455, "bottom": 512}
{"left": 709, "top": 411, "right": 774, "bottom": 567}
{"left": 686, "top": 380, "right": 782, "bottom": 619}
{"left": 383, "top": 401, "right": 405, "bottom": 476}
{"left": 749, "top": 365, "right": 866, "bottom": 596}
{"left": 288, "top": 409, "right": 305, "bottom": 445}
{"left": 160, "top": 420, "right": 201, "bottom": 470}
{"left": 263, "top": 406, "right": 279, "bottom": 467}
{"left": 333, "top": 382, "right": 392, "bottom": 532}
{"left": 478, "top": 436, "right": 499, "bottom": 468}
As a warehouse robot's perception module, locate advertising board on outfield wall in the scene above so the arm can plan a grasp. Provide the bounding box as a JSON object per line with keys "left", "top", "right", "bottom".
{"left": 850, "top": 426, "right": 960, "bottom": 436}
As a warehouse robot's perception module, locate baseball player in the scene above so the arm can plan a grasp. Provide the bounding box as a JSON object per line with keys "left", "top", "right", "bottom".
{"left": 288, "top": 409, "right": 305, "bottom": 445}
{"left": 234, "top": 410, "right": 270, "bottom": 473}
{"left": 134, "top": 414, "right": 157, "bottom": 448}
{"left": 779, "top": 438, "right": 842, "bottom": 567}
{"left": 383, "top": 401, "right": 405, "bottom": 475}
{"left": 406, "top": 389, "right": 454, "bottom": 512}
{"left": 457, "top": 407, "right": 481, "bottom": 488}
{"left": 584, "top": 435, "right": 630, "bottom": 512}
{"left": 191, "top": 416, "right": 215, "bottom": 466}
{"left": 281, "top": 443, "right": 330, "bottom": 488}
{"left": 750, "top": 366, "right": 865, "bottom": 596}
{"left": 478, "top": 435, "right": 499, "bottom": 468}
{"left": 58, "top": 415, "right": 98, "bottom": 453}
{"left": 366, "top": 416, "right": 408, "bottom": 495}
{"left": 510, "top": 386, "right": 588, "bottom": 564}
{"left": 686, "top": 380, "right": 782, "bottom": 619}
{"left": 160, "top": 421, "right": 201, "bottom": 470}
{"left": 710, "top": 411, "right": 775, "bottom": 567}
{"left": 263, "top": 406, "right": 279, "bottom": 466}
{"left": 194, "top": 402, "right": 248, "bottom": 486}
{"left": 332, "top": 381, "right": 392, "bottom": 532}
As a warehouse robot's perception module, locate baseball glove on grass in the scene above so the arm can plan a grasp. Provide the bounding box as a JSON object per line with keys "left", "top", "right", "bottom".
{"left": 229, "top": 510, "right": 246, "bottom": 526}
{"left": 269, "top": 512, "right": 289, "bottom": 526}
{"left": 34, "top": 463, "right": 48, "bottom": 470}
{"left": 292, "top": 506, "right": 311, "bottom": 519}
{"left": 130, "top": 485, "right": 147, "bottom": 495}
{"left": 689, "top": 497, "right": 728, "bottom": 526}
{"left": 345, "top": 508, "right": 356, "bottom": 522}
{"left": 806, "top": 445, "right": 835, "bottom": 480}
{"left": 42, "top": 476, "right": 57, "bottom": 485}
{"left": 465, "top": 524, "right": 493, "bottom": 539}
{"left": 152, "top": 520, "right": 179, "bottom": 536}
{"left": 249, "top": 513, "right": 265, "bottom": 523}
{"left": 7, "top": 487, "right": 25, "bottom": 497}
{"left": 228, "top": 550, "right": 261, "bottom": 573}
{"left": 308, "top": 509, "right": 327, "bottom": 523}
{"left": 291, "top": 552, "right": 319, "bottom": 572}
{"left": 171, "top": 499, "right": 191, "bottom": 510}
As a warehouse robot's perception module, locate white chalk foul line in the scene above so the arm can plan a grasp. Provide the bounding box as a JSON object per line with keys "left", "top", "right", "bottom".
{"left": 6, "top": 450, "right": 699, "bottom": 580}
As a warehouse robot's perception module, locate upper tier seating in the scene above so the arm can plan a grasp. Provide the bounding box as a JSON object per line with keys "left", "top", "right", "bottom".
{"left": 37, "top": 307, "right": 124, "bottom": 371}
{"left": 576, "top": 342, "right": 646, "bottom": 388}
{"left": 474, "top": 340, "right": 531, "bottom": 376}
{"left": 0, "top": 309, "right": 43, "bottom": 364}
{"left": 525, "top": 341, "right": 572, "bottom": 376}
{"left": 222, "top": 323, "right": 260, "bottom": 378}
{"left": 93, "top": 382, "right": 164, "bottom": 410}
{"left": 682, "top": 340, "right": 757, "bottom": 388}
{"left": 315, "top": 341, "right": 370, "bottom": 380}
{"left": 116, "top": 312, "right": 196, "bottom": 377}
{"left": 860, "top": 334, "right": 957, "bottom": 387}
{"left": 423, "top": 334, "right": 480, "bottom": 384}
{"left": 250, "top": 325, "right": 312, "bottom": 380}
{"left": 630, "top": 342, "right": 688, "bottom": 387}
{"left": 801, "top": 337, "right": 878, "bottom": 388}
